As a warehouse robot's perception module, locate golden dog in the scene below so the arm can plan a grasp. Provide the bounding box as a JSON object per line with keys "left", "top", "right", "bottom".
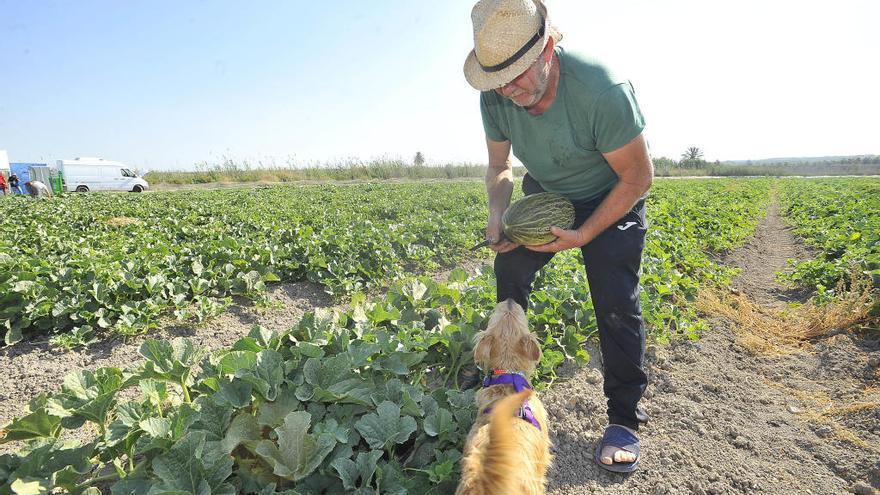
{"left": 456, "top": 299, "right": 552, "bottom": 494}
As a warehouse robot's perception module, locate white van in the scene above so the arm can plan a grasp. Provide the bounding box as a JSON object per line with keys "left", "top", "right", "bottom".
{"left": 56, "top": 157, "right": 149, "bottom": 193}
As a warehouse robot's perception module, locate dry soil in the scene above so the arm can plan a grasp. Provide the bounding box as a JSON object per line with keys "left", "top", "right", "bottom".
{"left": 543, "top": 199, "right": 879, "bottom": 495}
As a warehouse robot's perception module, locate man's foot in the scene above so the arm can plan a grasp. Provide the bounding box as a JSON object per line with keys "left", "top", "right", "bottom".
{"left": 600, "top": 424, "right": 638, "bottom": 464}
{"left": 595, "top": 424, "right": 641, "bottom": 473}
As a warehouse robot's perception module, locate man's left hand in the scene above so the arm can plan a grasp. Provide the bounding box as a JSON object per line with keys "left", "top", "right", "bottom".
{"left": 525, "top": 226, "right": 587, "bottom": 253}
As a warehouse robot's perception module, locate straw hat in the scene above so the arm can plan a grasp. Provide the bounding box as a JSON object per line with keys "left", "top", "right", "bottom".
{"left": 463, "top": 0, "right": 562, "bottom": 91}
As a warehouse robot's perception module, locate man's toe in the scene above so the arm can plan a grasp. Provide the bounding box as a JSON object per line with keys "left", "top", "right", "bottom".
{"left": 601, "top": 445, "right": 636, "bottom": 465}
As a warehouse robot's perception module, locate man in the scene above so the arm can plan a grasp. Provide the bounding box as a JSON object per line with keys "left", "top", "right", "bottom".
{"left": 0, "top": 173, "right": 7, "bottom": 196}
{"left": 8, "top": 173, "right": 23, "bottom": 195}
{"left": 464, "top": 0, "right": 653, "bottom": 473}
{"left": 24, "top": 180, "right": 53, "bottom": 198}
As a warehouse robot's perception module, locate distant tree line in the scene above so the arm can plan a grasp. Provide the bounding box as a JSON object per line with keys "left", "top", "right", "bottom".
{"left": 756, "top": 155, "right": 880, "bottom": 166}
{"left": 652, "top": 149, "right": 880, "bottom": 176}
{"left": 143, "top": 149, "right": 879, "bottom": 186}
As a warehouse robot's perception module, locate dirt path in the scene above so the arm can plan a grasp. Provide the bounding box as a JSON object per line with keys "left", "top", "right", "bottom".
{"left": 723, "top": 200, "right": 812, "bottom": 305}
{"left": 543, "top": 198, "right": 880, "bottom": 495}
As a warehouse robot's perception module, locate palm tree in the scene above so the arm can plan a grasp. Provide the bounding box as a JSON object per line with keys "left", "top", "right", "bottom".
{"left": 679, "top": 147, "right": 706, "bottom": 169}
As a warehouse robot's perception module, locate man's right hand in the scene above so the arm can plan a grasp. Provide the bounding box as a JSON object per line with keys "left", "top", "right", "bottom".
{"left": 486, "top": 217, "right": 519, "bottom": 253}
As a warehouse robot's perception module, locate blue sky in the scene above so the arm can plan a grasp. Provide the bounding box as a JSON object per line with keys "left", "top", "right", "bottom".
{"left": 2, "top": 0, "right": 878, "bottom": 170}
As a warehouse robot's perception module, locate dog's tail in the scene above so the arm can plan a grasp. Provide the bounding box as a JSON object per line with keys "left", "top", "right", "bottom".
{"left": 474, "top": 389, "right": 532, "bottom": 495}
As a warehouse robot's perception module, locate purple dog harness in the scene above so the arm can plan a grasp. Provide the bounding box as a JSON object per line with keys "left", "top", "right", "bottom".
{"left": 481, "top": 369, "right": 541, "bottom": 430}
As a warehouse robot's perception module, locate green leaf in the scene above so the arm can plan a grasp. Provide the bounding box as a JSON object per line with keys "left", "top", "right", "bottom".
{"left": 257, "top": 388, "right": 301, "bottom": 428}
{"left": 238, "top": 350, "right": 284, "bottom": 401}
{"left": 375, "top": 460, "right": 413, "bottom": 495}
{"left": 377, "top": 351, "right": 426, "bottom": 375}
{"left": 330, "top": 449, "right": 383, "bottom": 491}
{"left": 189, "top": 396, "right": 233, "bottom": 441}
{"left": 254, "top": 411, "right": 337, "bottom": 482}
{"left": 109, "top": 478, "right": 152, "bottom": 495}
{"left": 10, "top": 478, "right": 49, "bottom": 495}
{"left": 297, "top": 342, "right": 325, "bottom": 359}
{"left": 294, "top": 383, "right": 314, "bottom": 402}
{"left": 216, "top": 351, "right": 257, "bottom": 376}
{"left": 216, "top": 379, "right": 253, "bottom": 409}
{"left": 45, "top": 369, "right": 122, "bottom": 430}
{"left": 2, "top": 440, "right": 95, "bottom": 494}
{"left": 444, "top": 389, "right": 476, "bottom": 410}
{"left": 191, "top": 260, "right": 204, "bottom": 276}
{"left": 4, "top": 323, "right": 23, "bottom": 345}
{"left": 402, "top": 280, "right": 427, "bottom": 302}
{"left": 312, "top": 418, "right": 349, "bottom": 444}
{"left": 423, "top": 408, "right": 454, "bottom": 438}
{"left": 330, "top": 457, "right": 359, "bottom": 492}
{"left": 116, "top": 401, "right": 150, "bottom": 427}
{"left": 168, "top": 403, "right": 200, "bottom": 441}
{"left": 139, "top": 417, "right": 172, "bottom": 439}
{"left": 424, "top": 458, "right": 456, "bottom": 484}
{"left": 150, "top": 432, "right": 234, "bottom": 495}
{"left": 303, "top": 356, "right": 372, "bottom": 406}
{"left": 138, "top": 338, "right": 202, "bottom": 385}
{"left": 246, "top": 325, "right": 284, "bottom": 351}
{"left": 1, "top": 409, "right": 61, "bottom": 443}
{"left": 221, "top": 413, "right": 261, "bottom": 454}
{"left": 401, "top": 390, "right": 424, "bottom": 418}
{"left": 139, "top": 379, "right": 167, "bottom": 406}
{"left": 447, "top": 268, "right": 467, "bottom": 283}
{"left": 354, "top": 401, "right": 417, "bottom": 452}
{"left": 347, "top": 342, "right": 380, "bottom": 368}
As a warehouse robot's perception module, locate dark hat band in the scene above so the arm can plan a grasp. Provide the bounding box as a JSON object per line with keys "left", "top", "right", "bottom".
{"left": 478, "top": 18, "right": 545, "bottom": 73}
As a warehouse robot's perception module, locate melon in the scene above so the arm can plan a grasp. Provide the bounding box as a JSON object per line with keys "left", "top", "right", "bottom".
{"left": 502, "top": 192, "right": 576, "bottom": 245}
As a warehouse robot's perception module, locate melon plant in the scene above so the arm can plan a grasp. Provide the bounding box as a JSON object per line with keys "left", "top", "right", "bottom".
{"left": 502, "top": 192, "right": 576, "bottom": 245}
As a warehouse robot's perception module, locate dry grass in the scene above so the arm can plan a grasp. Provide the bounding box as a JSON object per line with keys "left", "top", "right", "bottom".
{"left": 702, "top": 272, "right": 879, "bottom": 451}
{"left": 696, "top": 275, "right": 878, "bottom": 355}
{"left": 761, "top": 378, "right": 880, "bottom": 452}
{"left": 143, "top": 159, "right": 526, "bottom": 185}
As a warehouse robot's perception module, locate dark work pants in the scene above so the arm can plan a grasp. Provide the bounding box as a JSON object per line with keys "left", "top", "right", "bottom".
{"left": 495, "top": 175, "right": 648, "bottom": 430}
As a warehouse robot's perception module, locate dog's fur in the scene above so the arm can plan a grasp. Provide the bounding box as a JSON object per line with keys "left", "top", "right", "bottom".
{"left": 455, "top": 299, "right": 552, "bottom": 495}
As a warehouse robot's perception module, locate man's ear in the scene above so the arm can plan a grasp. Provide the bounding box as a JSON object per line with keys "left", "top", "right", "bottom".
{"left": 473, "top": 334, "right": 495, "bottom": 365}
{"left": 542, "top": 36, "right": 555, "bottom": 62}
{"left": 518, "top": 335, "right": 542, "bottom": 361}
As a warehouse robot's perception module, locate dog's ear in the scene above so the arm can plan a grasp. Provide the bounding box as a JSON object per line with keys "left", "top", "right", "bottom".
{"left": 473, "top": 334, "right": 495, "bottom": 365}
{"left": 517, "top": 335, "right": 542, "bottom": 362}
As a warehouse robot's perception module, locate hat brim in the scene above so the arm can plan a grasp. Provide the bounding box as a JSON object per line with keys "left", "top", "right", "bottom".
{"left": 463, "top": 11, "right": 561, "bottom": 91}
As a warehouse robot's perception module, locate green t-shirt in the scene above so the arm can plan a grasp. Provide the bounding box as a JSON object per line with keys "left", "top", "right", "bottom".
{"left": 480, "top": 46, "right": 646, "bottom": 201}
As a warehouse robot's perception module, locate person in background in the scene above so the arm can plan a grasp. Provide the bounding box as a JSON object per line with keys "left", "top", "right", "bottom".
{"left": 24, "top": 180, "right": 53, "bottom": 198}
{"left": 0, "top": 173, "right": 7, "bottom": 196}
{"left": 8, "top": 173, "right": 23, "bottom": 195}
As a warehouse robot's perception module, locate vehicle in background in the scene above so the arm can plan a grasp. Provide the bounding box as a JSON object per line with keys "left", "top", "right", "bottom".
{"left": 0, "top": 150, "right": 10, "bottom": 177}
{"left": 56, "top": 157, "right": 149, "bottom": 193}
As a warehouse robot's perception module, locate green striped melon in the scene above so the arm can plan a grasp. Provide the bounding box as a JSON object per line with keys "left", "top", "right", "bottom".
{"left": 502, "top": 192, "right": 576, "bottom": 245}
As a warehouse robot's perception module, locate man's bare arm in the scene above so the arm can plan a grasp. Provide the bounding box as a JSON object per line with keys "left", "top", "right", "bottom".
{"left": 527, "top": 133, "right": 653, "bottom": 253}
{"left": 484, "top": 138, "right": 518, "bottom": 253}
{"left": 578, "top": 132, "right": 653, "bottom": 244}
